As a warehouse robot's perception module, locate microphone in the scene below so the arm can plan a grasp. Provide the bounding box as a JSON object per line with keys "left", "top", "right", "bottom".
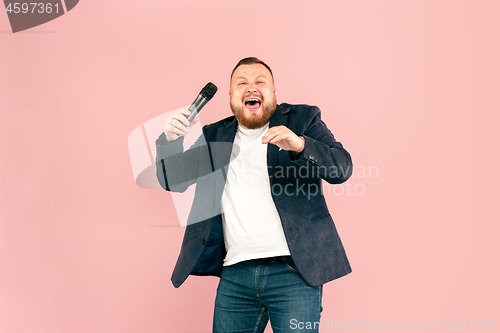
{"left": 186, "top": 82, "right": 218, "bottom": 122}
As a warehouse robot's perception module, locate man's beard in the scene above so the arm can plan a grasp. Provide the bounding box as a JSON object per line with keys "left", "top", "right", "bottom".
{"left": 230, "top": 96, "right": 277, "bottom": 129}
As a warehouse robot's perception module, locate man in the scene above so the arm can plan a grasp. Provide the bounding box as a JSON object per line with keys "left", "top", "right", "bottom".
{"left": 156, "top": 57, "right": 352, "bottom": 332}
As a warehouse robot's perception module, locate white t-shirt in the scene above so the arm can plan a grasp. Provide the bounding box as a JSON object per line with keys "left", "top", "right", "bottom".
{"left": 221, "top": 123, "right": 290, "bottom": 266}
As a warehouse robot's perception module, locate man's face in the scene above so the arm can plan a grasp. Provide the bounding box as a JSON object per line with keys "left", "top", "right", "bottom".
{"left": 230, "top": 63, "right": 277, "bottom": 129}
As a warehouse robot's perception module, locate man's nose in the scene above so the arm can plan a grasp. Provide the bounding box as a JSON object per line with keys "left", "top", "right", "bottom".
{"left": 246, "top": 84, "right": 257, "bottom": 93}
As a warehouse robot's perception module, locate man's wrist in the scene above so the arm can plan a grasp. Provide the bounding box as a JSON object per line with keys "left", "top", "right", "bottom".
{"left": 156, "top": 132, "right": 171, "bottom": 146}
{"left": 295, "top": 135, "right": 305, "bottom": 153}
{"left": 292, "top": 136, "right": 305, "bottom": 160}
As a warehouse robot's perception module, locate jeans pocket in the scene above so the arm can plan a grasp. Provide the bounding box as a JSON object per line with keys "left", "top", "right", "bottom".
{"left": 286, "top": 258, "right": 299, "bottom": 272}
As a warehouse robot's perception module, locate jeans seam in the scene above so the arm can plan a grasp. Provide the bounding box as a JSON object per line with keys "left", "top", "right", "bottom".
{"left": 255, "top": 264, "right": 269, "bottom": 298}
{"left": 260, "top": 264, "right": 268, "bottom": 296}
{"left": 254, "top": 265, "right": 260, "bottom": 297}
{"left": 319, "top": 285, "right": 323, "bottom": 314}
{"left": 252, "top": 306, "right": 266, "bottom": 333}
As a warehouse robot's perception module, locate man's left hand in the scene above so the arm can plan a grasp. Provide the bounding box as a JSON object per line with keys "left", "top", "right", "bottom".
{"left": 262, "top": 126, "right": 305, "bottom": 153}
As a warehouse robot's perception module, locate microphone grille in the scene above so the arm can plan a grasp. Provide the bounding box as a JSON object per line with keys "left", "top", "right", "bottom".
{"left": 200, "top": 82, "right": 218, "bottom": 100}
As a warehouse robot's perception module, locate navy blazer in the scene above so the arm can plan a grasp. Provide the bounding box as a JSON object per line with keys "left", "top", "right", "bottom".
{"left": 156, "top": 103, "right": 352, "bottom": 288}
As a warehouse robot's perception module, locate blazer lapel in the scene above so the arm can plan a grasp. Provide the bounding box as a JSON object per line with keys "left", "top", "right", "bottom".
{"left": 211, "top": 117, "right": 238, "bottom": 170}
{"left": 267, "top": 104, "right": 291, "bottom": 185}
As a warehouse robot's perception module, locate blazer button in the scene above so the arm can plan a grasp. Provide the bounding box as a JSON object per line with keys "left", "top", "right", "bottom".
{"left": 201, "top": 239, "right": 206, "bottom": 245}
{"left": 309, "top": 155, "right": 318, "bottom": 163}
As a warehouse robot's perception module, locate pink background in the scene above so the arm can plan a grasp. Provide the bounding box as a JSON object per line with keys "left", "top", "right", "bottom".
{"left": 1, "top": 1, "right": 498, "bottom": 332}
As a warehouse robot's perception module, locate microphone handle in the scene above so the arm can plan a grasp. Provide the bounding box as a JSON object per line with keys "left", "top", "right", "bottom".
{"left": 186, "top": 94, "right": 209, "bottom": 122}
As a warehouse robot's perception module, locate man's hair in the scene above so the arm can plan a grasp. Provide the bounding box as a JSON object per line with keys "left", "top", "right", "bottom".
{"left": 230, "top": 57, "right": 274, "bottom": 81}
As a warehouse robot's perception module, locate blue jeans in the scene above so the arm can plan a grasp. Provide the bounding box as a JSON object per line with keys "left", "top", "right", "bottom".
{"left": 213, "top": 257, "right": 323, "bottom": 332}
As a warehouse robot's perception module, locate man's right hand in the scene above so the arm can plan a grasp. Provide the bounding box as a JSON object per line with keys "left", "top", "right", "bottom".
{"left": 164, "top": 108, "right": 199, "bottom": 142}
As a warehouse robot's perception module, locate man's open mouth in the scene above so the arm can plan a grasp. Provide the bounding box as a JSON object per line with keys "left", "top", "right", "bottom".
{"left": 244, "top": 98, "right": 262, "bottom": 111}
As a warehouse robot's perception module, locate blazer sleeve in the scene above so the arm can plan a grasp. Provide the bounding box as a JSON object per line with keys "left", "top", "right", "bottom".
{"left": 155, "top": 131, "right": 214, "bottom": 192}
{"left": 291, "top": 106, "right": 353, "bottom": 184}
